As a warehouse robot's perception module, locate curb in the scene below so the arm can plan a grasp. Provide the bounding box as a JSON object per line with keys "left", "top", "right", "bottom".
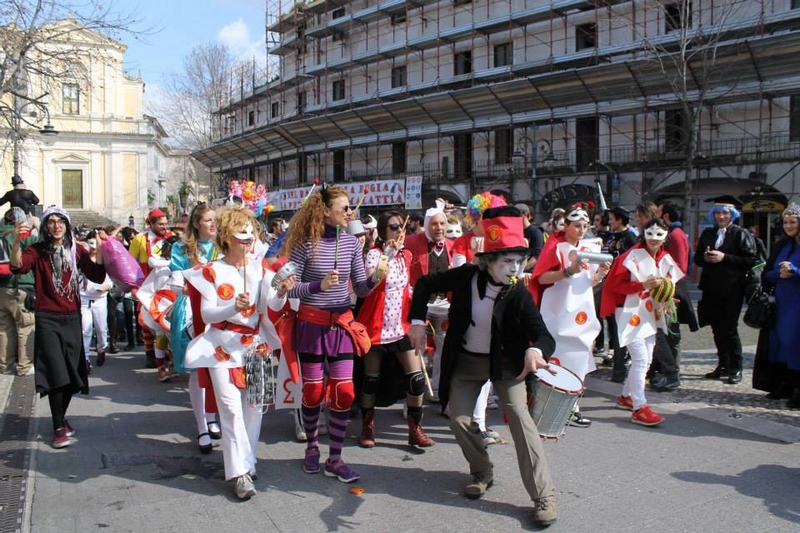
{"left": 586, "top": 374, "right": 800, "bottom": 444}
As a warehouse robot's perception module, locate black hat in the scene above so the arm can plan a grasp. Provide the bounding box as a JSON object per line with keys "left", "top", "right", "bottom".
{"left": 610, "top": 206, "right": 630, "bottom": 224}
{"left": 705, "top": 195, "right": 743, "bottom": 210}
{"left": 11, "top": 175, "right": 23, "bottom": 186}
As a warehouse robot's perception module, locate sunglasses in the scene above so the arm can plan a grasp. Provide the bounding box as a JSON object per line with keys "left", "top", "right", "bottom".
{"left": 387, "top": 223, "right": 402, "bottom": 231}
{"left": 342, "top": 205, "right": 353, "bottom": 212}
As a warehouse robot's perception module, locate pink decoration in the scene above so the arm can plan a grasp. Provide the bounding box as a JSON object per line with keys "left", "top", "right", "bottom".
{"left": 100, "top": 238, "right": 144, "bottom": 292}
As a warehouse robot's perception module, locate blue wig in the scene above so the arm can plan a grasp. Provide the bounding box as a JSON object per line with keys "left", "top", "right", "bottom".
{"left": 707, "top": 204, "right": 741, "bottom": 225}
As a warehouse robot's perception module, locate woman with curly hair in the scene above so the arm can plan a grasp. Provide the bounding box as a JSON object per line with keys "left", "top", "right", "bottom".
{"left": 169, "top": 203, "right": 222, "bottom": 453}
{"left": 9, "top": 206, "right": 108, "bottom": 448}
{"left": 183, "top": 206, "right": 292, "bottom": 499}
{"left": 283, "top": 184, "right": 378, "bottom": 483}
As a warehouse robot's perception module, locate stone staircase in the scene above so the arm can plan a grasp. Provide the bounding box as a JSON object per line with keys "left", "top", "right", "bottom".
{"left": 67, "top": 209, "right": 120, "bottom": 230}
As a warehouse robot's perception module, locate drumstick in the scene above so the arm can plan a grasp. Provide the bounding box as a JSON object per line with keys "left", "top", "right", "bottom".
{"left": 333, "top": 224, "right": 341, "bottom": 270}
{"left": 242, "top": 239, "right": 248, "bottom": 298}
{"left": 416, "top": 348, "right": 434, "bottom": 397}
{"left": 353, "top": 186, "right": 369, "bottom": 213}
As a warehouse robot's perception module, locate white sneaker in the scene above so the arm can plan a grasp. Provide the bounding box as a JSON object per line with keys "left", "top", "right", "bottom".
{"left": 234, "top": 474, "right": 256, "bottom": 500}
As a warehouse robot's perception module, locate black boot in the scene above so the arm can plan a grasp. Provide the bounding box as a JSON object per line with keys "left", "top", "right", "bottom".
{"left": 145, "top": 350, "right": 157, "bottom": 369}
{"left": 787, "top": 388, "right": 800, "bottom": 410}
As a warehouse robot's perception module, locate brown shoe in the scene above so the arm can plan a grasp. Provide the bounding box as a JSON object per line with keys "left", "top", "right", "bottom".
{"left": 464, "top": 470, "right": 493, "bottom": 500}
{"left": 407, "top": 416, "right": 434, "bottom": 447}
{"left": 359, "top": 409, "right": 376, "bottom": 448}
{"left": 533, "top": 496, "right": 557, "bottom": 527}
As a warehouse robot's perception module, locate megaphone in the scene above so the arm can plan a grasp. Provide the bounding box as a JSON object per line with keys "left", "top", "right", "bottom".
{"left": 568, "top": 249, "right": 614, "bottom": 264}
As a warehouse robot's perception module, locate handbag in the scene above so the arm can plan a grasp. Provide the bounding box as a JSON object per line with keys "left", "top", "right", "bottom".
{"left": 743, "top": 284, "right": 776, "bottom": 330}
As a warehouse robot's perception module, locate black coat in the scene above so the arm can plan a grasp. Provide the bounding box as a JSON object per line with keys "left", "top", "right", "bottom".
{"left": 694, "top": 223, "right": 758, "bottom": 294}
{"left": 409, "top": 264, "right": 556, "bottom": 408}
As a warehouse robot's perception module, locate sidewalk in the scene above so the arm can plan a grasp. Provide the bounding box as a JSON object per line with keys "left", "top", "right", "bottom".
{"left": 8, "top": 341, "right": 799, "bottom": 533}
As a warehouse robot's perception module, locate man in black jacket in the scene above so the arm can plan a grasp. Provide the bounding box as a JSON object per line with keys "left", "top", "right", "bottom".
{"left": 408, "top": 206, "right": 558, "bottom": 528}
{"left": 694, "top": 196, "right": 759, "bottom": 384}
{"left": 0, "top": 175, "right": 39, "bottom": 215}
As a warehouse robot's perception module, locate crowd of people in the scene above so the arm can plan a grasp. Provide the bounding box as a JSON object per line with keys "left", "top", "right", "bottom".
{"left": 3, "top": 169, "right": 800, "bottom": 527}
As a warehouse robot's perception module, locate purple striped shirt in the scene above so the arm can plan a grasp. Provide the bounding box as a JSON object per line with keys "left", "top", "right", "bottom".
{"left": 288, "top": 225, "right": 375, "bottom": 311}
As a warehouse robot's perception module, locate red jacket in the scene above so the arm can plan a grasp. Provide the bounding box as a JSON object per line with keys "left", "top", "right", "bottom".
{"left": 356, "top": 248, "right": 413, "bottom": 344}
{"left": 405, "top": 232, "right": 454, "bottom": 287}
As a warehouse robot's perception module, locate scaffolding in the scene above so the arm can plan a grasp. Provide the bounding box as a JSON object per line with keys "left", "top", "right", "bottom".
{"left": 199, "top": 0, "right": 800, "bottom": 225}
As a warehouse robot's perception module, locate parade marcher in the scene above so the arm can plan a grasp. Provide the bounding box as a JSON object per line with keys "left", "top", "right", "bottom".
{"left": 529, "top": 204, "right": 609, "bottom": 428}
{"left": 453, "top": 191, "right": 507, "bottom": 445}
{"left": 408, "top": 205, "right": 558, "bottom": 527}
{"left": 129, "top": 209, "right": 173, "bottom": 369}
{"left": 694, "top": 196, "right": 758, "bottom": 385}
{"left": 404, "top": 200, "right": 454, "bottom": 402}
{"left": 183, "top": 206, "right": 292, "bottom": 499}
{"left": 79, "top": 231, "right": 113, "bottom": 370}
{"left": 169, "top": 203, "right": 222, "bottom": 452}
{"left": 602, "top": 218, "right": 683, "bottom": 426}
{"left": 283, "top": 184, "right": 377, "bottom": 483}
{"left": 9, "top": 206, "right": 108, "bottom": 448}
{"left": 0, "top": 175, "right": 39, "bottom": 215}
{"left": 356, "top": 210, "right": 434, "bottom": 449}
{"left": 135, "top": 235, "right": 182, "bottom": 381}
{"left": 0, "top": 208, "right": 37, "bottom": 376}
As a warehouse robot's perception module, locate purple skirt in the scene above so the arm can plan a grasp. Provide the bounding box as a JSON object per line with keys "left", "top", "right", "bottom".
{"left": 293, "top": 319, "right": 355, "bottom": 356}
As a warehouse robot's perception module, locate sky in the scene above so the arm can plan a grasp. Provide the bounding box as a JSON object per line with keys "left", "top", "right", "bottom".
{"left": 120, "top": 0, "right": 270, "bottom": 103}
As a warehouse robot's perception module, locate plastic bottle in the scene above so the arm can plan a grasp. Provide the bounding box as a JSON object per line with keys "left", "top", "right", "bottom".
{"left": 11, "top": 207, "right": 29, "bottom": 238}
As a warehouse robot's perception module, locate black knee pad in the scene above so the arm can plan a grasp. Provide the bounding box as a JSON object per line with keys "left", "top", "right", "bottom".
{"left": 406, "top": 371, "right": 426, "bottom": 397}
{"left": 362, "top": 374, "right": 380, "bottom": 395}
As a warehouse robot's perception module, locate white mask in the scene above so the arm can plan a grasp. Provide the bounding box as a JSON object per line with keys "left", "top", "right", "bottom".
{"left": 487, "top": 253, "right": 526, "bottom": 285}
{"left": 644, "top": 226, "right": 668, "bottom": 241}
{"left": 445, "top": 223, "right": 462, "bottom": 239}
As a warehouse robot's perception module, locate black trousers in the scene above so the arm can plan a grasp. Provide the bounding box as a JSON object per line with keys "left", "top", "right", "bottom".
{"left": 703, "top": 289, "right": 745, "bottom": 372}
{"left": 652, "top": 323, "right": 681, "bottom": 378}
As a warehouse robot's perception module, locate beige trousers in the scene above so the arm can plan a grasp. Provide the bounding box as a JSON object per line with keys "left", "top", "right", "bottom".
{"left": 0, "top": 287, "right": 35, "bottom": 375}
{"left": 448, "top": 351, "right": 555, "bottom": 501}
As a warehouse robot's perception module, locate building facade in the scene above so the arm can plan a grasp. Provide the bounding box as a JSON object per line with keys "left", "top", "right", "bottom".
{"left": 0, "top": 18, "right": 168, "bottom": 224}
{"left": 195, "top": 0, "right": 800, "bottom": 243}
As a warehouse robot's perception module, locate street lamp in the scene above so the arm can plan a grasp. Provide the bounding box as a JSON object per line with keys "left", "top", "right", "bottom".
{"left": 2, "top": 93, "right": 58, "bottom": 180}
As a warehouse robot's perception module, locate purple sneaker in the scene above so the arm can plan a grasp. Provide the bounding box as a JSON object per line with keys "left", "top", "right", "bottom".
{"left": 303, "top": 447, "right": 321, "bottom": 474}
{"left": 324, "top": 458, "right": 360, "bottom": 483}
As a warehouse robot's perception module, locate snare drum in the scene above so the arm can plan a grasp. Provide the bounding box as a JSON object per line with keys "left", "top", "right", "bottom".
{"left": 529, "top": 363, "right": 584, "bottom": 440}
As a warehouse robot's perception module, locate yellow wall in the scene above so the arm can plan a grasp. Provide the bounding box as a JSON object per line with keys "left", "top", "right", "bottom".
{"left": 123, "top": 153, "right": 138, "bottom": 207}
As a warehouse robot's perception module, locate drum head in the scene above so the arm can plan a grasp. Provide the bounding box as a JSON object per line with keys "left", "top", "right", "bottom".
{"left": 534, "top": 363, "right": 584, "bottom": 394}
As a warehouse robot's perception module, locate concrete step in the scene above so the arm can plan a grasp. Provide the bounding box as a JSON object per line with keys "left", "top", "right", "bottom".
{"left": 68, "top": 209, "right": 120, "bottom": 231}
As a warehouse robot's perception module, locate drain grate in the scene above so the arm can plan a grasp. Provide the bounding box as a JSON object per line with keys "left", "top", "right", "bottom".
{"left": 0, "top": 376, "right": 36, "bottom": 533}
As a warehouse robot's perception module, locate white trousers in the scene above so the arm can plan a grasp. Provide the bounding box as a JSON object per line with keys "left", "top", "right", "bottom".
{"left": 427, "top": 313, "right": 446, "bottom": 394}
{"left": 471, "top": 380, "right": 492, "bottom": 431}
{"left": 207, "top": 366, "right": 263, "bottom": 480}
{"left": 188, "top": 371, "right": 215, "bottom": 435}
{"left": 81, "top": 299, "right": 108, "bottom": 358}
{"left": 622, "top": 334, "right": 656, "bottom": 411}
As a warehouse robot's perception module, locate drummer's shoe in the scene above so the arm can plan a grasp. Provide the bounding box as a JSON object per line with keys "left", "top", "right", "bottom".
{"left": 359, "top": 409, "right": 376, "bottom": 448}
{"left": 533, "top": 496, "right": 558, "bottom": 527}
{"left": 407, "top": 416, "right": 434, "bottom": 447}
{"left": 726, "top": 370, "right": 743, "bottom": 385}
{"left": 464, "top": 470, "right": 494, "bottom": 500}
{"left": 567, "top": 411, "right": 592, "bottom": 428}
{"left": 615, "top": 395, "right": 634, "bottom": 411}
{"left": 631, "top": 405, "right": 665, "bottom": 427}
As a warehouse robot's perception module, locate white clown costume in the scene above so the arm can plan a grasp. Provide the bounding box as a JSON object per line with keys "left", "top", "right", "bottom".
{"left": 537, "top": 237, "right": 603, "bottom": 380}
{"left": 183, "top": 254, "right": 288, "bottom": 485}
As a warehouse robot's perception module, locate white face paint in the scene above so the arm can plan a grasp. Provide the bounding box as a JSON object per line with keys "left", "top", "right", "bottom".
{"left": 487, "top": 252, "right": 526, "bottom": 285}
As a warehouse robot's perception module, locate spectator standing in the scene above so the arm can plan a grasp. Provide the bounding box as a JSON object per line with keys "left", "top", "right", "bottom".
{"left": 0, "top": 208, "right": 37, "bottom": 376}
{"left": 694, "top": 196, "right": 758, "bottom": 385}
{"left": 0, "top": 175, "right": 40, "bottom": 215}
{"left": 607, "top": 206, "right": 638, "bottom": 382}
{"left": 515, "top": 203, "right": 544, "bottom": 272}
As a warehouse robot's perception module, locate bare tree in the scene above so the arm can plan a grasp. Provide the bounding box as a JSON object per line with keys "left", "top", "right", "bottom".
{"left": 637, "top": 0, "right": 746, "bottom": 222}
{"left": 1, "top": 1, "right": 150, "bottom": 129}
{"left": 148, "top": 43, "right": 238, "bottom": 151}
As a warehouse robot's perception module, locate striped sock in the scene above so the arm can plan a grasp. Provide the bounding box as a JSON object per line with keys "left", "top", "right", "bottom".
{"left": 327, "top": 409, "right": 350, "bottom": 462}
{"left": 302, "top": 405, "right": 321, "bottom": 450}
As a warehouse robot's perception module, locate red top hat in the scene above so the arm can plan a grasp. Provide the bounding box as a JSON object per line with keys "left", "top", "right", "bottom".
{"left": 478, "top": 206, "right": 530, "bottom": 255}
